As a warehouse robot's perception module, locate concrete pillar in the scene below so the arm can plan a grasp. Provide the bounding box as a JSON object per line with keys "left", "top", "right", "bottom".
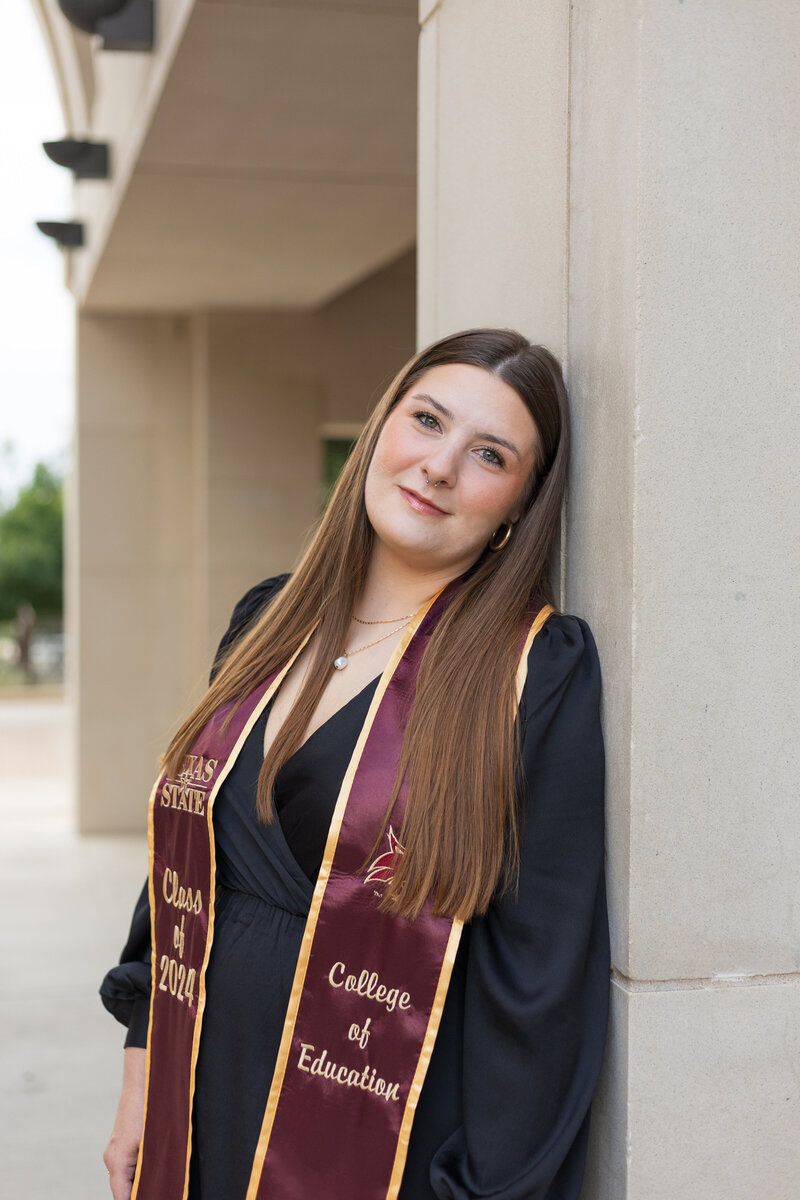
{"left": 417, "top": 0, "right": 569, "bottom": 349}
{"left": 73, "top": 256, "right": 415, "bottom": 833}
{"left": 73, "top": 313, "right": 200, "bottom": 834}
{"left": 417, "top": 2, "right": 800, "bottom": 1197}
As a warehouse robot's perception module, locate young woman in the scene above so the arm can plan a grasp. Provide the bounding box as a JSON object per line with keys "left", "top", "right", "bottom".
{"left": 101, "top": 328, "right": 609, "bottom": 1200}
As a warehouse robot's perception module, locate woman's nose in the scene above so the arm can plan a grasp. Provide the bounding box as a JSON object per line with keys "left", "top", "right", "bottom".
{"left": 422, "top": 444, "right": 458, "bottom": 489}
{"left": 421, "top": 460, "right": 453, "bottom": 489}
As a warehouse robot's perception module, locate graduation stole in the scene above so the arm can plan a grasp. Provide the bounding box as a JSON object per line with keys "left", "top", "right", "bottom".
{"left": 132, "top": 585, "right": 553, "bottom": 1200}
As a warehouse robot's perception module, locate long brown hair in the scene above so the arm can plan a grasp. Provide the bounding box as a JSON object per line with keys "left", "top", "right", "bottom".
{"left": 163, "top": 329, "right": 570, "bottom": 921}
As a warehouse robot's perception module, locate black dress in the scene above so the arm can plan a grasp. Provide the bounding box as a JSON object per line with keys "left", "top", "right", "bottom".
{"left": 101, "top": 577, "right": 610, "bottom": 1200}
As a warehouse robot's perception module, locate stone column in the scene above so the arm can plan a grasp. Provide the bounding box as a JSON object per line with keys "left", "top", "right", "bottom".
{"left": 417, "top": 0, "right": 570, "bottom": 349}
{"left": 417, "top": 1, "right": 800, "bottom": 1196}
{"left": 73, "top": 313, "right": 200, "bottom": 833}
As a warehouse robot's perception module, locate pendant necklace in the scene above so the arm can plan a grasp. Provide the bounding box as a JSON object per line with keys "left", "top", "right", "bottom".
{"left": 333, "top": 617, "right": 415, "bottom": 671}
{"left": 333, "top": 602, "right": 427, "bottom": 671}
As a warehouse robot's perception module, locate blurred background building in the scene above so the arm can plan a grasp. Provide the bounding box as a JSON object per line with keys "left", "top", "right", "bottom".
{"left": 19, "top": 1, "right": 800, "bottom": 1197}
{"left": 34, "top": 0, "right": 419, "bottom": 837}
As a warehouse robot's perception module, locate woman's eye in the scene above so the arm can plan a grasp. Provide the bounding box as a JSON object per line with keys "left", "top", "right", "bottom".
{"left": 414, "top": 411, "right": 440, "bottom": 430}
{"left": 477, "top": 447, "right": 505, "bottom": 468}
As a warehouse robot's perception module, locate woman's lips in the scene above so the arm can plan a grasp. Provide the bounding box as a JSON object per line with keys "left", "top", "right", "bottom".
{"left": 399, "top": 487, "right": 449, "bottom": 516}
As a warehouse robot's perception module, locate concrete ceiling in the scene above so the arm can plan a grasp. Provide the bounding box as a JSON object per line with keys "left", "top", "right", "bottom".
{"left": 86, "top": 0, "right": 417, "bottom": 311}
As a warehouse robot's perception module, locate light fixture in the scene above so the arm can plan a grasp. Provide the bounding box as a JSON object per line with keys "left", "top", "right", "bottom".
{"left": 43, "top": 139, "right": 110, "bottom": 180}
{"left": 57, "top": 1, "right": 154, "bottom": 51}
{"left": 36, "top": 221, "right": 85, "bottom": 249}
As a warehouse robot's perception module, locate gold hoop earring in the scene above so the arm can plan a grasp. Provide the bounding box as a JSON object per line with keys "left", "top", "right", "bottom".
{"left": 488, "top": 522, "right": 513, "bottom": 552}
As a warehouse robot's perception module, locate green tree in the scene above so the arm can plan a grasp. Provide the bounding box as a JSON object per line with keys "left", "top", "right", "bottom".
{"left": 0, "top": 462, "right": 63, "bottom": 620}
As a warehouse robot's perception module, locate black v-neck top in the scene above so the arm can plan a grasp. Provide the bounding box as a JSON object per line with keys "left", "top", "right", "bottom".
{"left": 218, "top": 675, "right": 378, "bottom": 889}
{"left": 101, "top": 574, "right": 610, "bottom": 1200}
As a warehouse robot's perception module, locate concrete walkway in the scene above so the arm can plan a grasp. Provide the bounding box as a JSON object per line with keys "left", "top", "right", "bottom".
{"left": 0, "top": 698, "right": 147, "bottom": 1199}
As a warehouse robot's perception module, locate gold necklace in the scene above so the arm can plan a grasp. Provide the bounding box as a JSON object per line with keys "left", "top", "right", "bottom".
{"left": 352, "top": 609, "right": 416, "bottom": 626}
{"left": 333, "top": 618, "right": 413, "bottom": 672}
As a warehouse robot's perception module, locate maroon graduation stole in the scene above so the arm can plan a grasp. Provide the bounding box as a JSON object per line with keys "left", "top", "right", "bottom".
{"left": 132, "top": 588, "right": 554, "bottom": 1200}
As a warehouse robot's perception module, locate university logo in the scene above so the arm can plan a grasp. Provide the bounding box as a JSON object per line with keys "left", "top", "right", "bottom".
{"left": 364, "top": 826, "right": 405, "bottom": 888}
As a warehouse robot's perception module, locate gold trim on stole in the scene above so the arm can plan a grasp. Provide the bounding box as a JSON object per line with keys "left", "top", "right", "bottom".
{"left": 385, "top": 917, "right": 463, "bottom": 1199}
{"left": 516, "top": 604, "right": 555, "bottom": 705}
{"left": 132, "top": 636, "right": 311, "bottom": 1200}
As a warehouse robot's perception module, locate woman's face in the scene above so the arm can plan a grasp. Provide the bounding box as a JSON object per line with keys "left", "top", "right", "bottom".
{"left": 364, "top": 363, "right": 540, "bottom": 577}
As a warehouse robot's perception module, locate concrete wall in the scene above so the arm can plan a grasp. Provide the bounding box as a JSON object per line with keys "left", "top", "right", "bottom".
{"left": 202, "top": 251, "right": 415, "bottom": 655}
{"left": 74, "top": 312, "right": 199, "bottom": 835}
{"left": 74, "top": 253, "right": 414, "bottom": 833}
{"left": 418, "top": 1, "right": 800, "bottom": 1197}
{"left": 417, "top": 0, "right": 569, "bottom": 351}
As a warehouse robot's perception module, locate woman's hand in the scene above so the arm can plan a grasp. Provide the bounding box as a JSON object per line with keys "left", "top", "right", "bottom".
{"left": 103, "top": 1047, "right": 146, "bottom": 1199}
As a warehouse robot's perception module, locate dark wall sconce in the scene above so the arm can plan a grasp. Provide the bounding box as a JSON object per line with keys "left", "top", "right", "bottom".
{"left": 43, "top": 139, "right": 110, "bottom": 180}
{"left": 36, "top": 221, "right": 85, "bottom": 249}
{"left": 58, "top": 0, "right": 154, "bottom": 52}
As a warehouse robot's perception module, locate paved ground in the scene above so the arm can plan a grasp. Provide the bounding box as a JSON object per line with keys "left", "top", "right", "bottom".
{"left": 0, "top": 698, "right": 147, "bottom": 1199}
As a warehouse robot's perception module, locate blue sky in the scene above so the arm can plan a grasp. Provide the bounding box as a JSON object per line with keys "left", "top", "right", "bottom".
{"left": 0, "top": 1, "right": 74, "bottom": 505}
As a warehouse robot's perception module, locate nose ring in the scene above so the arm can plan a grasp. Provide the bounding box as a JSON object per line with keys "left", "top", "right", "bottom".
{"left": 425, "top": 470, "right": 442, "bottom": 488}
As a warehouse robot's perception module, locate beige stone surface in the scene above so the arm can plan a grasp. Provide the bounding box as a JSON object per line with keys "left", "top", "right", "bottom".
{"left": 417, "top": 0, "right": 569, "bottom": 348}
{"left": 74, "top": 314, "right": 201, "bottom": 834}
{"left": 77, "top": 573, "right": 203, "bottom": 834}
{"left": 627, "top": 0, "right": 800, "bottom": 982}
{"left": 206, "top": 356, "right": 323, "bottom": 637}
{"left": 86, "top": 169, "right": 417, "bottom": 312}
{"left": 416, "top": 13, "right": 438, "bottom": 343}
{"left": 568, "top": 0, "right": 800, "bottom": 983}
{"left": 141, "top": 4, "right": 417, "bottom": 178}
{"left": 565, "top": 0, "right": 641, "bottom": 980}
{"left": 634, "top": 980, "right": 796, "bottom": 1199}
{"left": 418, "top": 0, "right": 439, "bottom": 26}
{"left": 582, "top": 978, "right": 800, "bottom": 1200}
